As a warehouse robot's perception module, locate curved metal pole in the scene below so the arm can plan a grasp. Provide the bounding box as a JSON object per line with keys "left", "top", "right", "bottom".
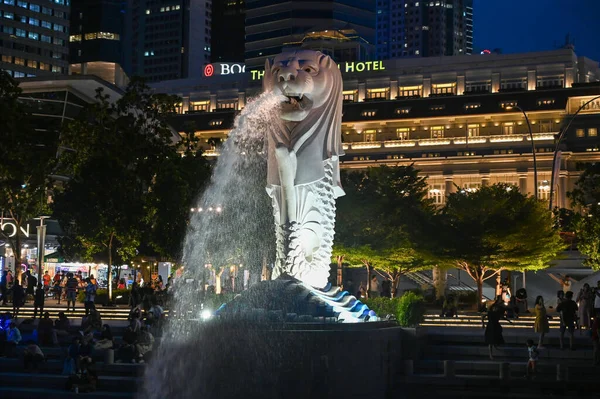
{"left": 514, "top": 105, "right": 538, "bottom": 199}
{"left": 548, "top": 94, "right": 600, "bottom": 210}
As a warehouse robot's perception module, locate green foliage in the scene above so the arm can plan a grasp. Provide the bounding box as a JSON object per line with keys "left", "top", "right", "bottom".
{"left": 427, "top": 184, "right": 565, "bottom": 302}
{"left": 568, "top": 162, "right": 600, "bottom": 208}
{"left": 0, "top": 71, "right": 57, "bottom": 264}
{"left": 364, "top": 291, "right": 426, "bottom": 327}
{"left": 334, "top": 165, "right": 437, "bottom": 295}
{"left": 77, "top": 289, "right": 130, "bottom": 305}
{"left": 575, "top": 208, "right": 600, "bottom": 269}
{"left": 396, "top": 291, "right": 426, "bottom": 327}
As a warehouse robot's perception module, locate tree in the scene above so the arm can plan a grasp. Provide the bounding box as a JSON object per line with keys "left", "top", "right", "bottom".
{"left": 53, "top": 78, "right": 180, "bottom": 301}
{"left": 430, "top": 184, "right": 565, "bottom": 303}
{"left": 333, "top": 165, "right": 436, "bottom": 297}
{"left": 0, "top": 72, "right": 57, "bottom": 279}
{"left": 568, "top": 162, "right": 600, "bottom": 269}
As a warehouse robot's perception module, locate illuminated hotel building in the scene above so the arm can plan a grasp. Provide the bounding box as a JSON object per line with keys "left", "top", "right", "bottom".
{"left": 0, "top": 0, "right": 70, "bottom": 78}
{"left": 150, "top": 49, "right": 600, "bottom": 209}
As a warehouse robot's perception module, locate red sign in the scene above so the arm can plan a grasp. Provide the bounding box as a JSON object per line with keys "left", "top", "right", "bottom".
{"left": 204, "top": 64, "right": 214, "bottom": 77}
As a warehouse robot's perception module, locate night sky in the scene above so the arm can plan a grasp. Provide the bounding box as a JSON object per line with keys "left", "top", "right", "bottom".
{"left": 474, "top": 0, "right": 600, "bottom": 62}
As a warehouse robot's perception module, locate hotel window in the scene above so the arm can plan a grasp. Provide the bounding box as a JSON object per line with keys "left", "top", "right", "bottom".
{"left": 69, "top": 35, "right": 82, "bottom": 42}
{"left": 367, "top": 88, "right": 389, "bottom": 100}
{"left": 361, "top": 110, "right": 377, "bottom": 117}
{"left": 39, "top": 62, "right": 49, "bottom": 71}
{"left": 190, "top": 100, "right": 209, "bottom": 112}
{"left": 396, "top": 128, "right": 410, "bottom": 140}
{"left": 343, "top": 90, "right": 357, "bottom": 102}
{"left": 1, "top": 55, "right": 11, "bottom": 63}
{"left": 3, "top": 12, "right": 13, "bottom": 19}
{"left": 502, "top": 122, "right": 514, "bottom": 135}
{"left": 467, "top": 124, "right": 480, "bottom": 137}
{"left": 41, "top": 35, "right": 51, "bottom": 43}
{"left": 537, "top": 76, "right": 563, "bottom": 88}
{"left": 174, "top": 103, "right": 183, "bottom": 114}
{"left": 14, "top": 57, "right": 25, "bottom": 66}
{"left": 537, "top": 98, "right": 555, "bottom": 106}
{"left": 501, "top": 79, "right": 526, "bottom": 90}
{"left": 430, "top": 104, "right": 445, "bottom": 111}
{"left": 500, "top": 101, "right": 517, "bottom": 109}
{"left": 461, "top": 182, "right": 481, "bottom": 193}
{"left": 576, "top": 129, "right": 585, "bottom": 138}
{"left": 84, "top": 32, "right": 120, "bottom": 41}
{"left": 539, "top": 120, "right": 552, "bottom": 133}
{"left": 29, "top": 17, "right": 39, "bottom": 26}
{"left": 466, "top": 81, "right": 490, "bottom": 93}
{"left": 41, "top": 21, "right": 51, "bottom": 29}
{"left": 217, "top": 101, "right": 236, "bottom": 110}
{"left": 464, "top": 103, "right": 481, "bottom": 110}
{"left": 209, "top": 120, "right": 223, "bottom": 126}
{"left": 28, "top": 32, "right": 38, "bottom": 40}
{"left": 538, "top": 180, "right": 550, "bottom": 201}
{"left": 431, "top": 126, "right": 445, "bottom": 138}
{"left": 398, "top": 85, "right": 422, "bottom": 97}
{"left": 589, "top": 128, "right": 598, "bottom": 137}
{"left": 395, "top": 107, "right": 411, "bottom": 115}
{"left": 16, "top": 28, "right": 26, "bottom": 37}
{"left": 432, "top": 83, "right": 456, "bottom": 95}
{"left": 364, "top": 129, "right": 376, "bottom": 142}
{"left": 428, "top": 184, "right": 446, "bottom": 205}
{"left": 27, "top": 59, "right": 37, "bottom": 68}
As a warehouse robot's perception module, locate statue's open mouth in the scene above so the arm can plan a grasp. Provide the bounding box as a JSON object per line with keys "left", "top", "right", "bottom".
{"left": 282, "top": 94, "right": 311, "bottom": 111}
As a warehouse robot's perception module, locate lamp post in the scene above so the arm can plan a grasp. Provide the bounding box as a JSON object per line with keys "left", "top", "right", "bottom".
{"left": 507, "top": 105, "right": 538, "bottom": 199}
{"left": 34, "top": 216, "right": 51, "bottom": 283}
{"left": 549, "top": 94, "right": 600, "bottom": 210}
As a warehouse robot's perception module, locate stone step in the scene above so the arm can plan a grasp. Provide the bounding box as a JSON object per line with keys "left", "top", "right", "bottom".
{"left": 0, "top": 387, "right": 134, "bottom": 399}
{"left": 0, "top": 359, "right": 144, "bottom": 377}
{"left": 0, "top": 371, "right": 140, "bottom": 393}
{"left": 423, "top": 344, "right": 594, "bottom": 361}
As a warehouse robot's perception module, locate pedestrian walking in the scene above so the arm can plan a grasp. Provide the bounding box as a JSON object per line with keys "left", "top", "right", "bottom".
{"left": 33, "top": 283, "right": 45, "bottom": 319}
{"left": 66, "top": 272, "right": 78, "bottom": 312}
{"left": 84, "top": 278, "right": 97, "bottom": 316}
{"left": 25, "top": 270, "right": 37, "bottom": 303}
{"left": 576, "top": 283, "right": 593, "bottom": 332}
{"left": 526, "top": 339, "right": 539, "bottom": 379}
{"left": 53, "top": 279, "right": 62, "bottom": 305}
{"left": 482, "top": 297, "right": 512, "bottom": 360}
{"left": 11, "top": 281, "right": 24, "bottom": 317}
{"left": 534, "top": 296, "right": 550, "bottom": 348}
{"left": 557, "top": 291, "right": 578, "bottom": 350}
{"left": 0, "top": 270, "right": 8, "bottom": 305}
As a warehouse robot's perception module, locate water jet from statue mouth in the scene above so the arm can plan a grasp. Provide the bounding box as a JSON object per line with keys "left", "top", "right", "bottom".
{"left": 282, "top": 94, "right": 310, "bottom": 111}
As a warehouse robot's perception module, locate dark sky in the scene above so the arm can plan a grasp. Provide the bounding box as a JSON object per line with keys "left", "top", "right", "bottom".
{"left": 473, "top": 0, "right": 600, "bottom": 62}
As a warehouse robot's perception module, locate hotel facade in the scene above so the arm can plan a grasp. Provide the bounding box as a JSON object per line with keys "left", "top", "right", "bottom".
{"left": 149, "top": 49, "right": 600, "bottom": 209}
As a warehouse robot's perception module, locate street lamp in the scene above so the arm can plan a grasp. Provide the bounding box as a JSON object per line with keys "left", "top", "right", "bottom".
{"left": 549, "top": 94, "right": 600, "bottom": 210}
{"left": 506, "top": 105, "right": 538, "bottom": 199}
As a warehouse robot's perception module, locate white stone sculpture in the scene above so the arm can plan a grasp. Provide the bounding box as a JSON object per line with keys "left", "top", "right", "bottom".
{"left": 263, "top": 50, "right": 344, "bottom": 289}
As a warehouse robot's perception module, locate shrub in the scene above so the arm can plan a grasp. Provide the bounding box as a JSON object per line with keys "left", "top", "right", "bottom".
{"left": 77, "top": 289, "right": 131, "bottom": 305}
{"left": 364, "top": 297, "right": 400, "bottom": 319}
{"left": 396, "top": 291, "right": 426, "bottom": 327}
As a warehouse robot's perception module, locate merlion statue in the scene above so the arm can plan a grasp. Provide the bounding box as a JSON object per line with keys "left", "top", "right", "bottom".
{"left": 263, "top": 50, "right": 344, "bottom": 289}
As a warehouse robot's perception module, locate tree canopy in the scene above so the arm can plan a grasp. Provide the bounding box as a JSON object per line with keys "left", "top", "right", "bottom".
{"left": 333, "top": 165, "right": 436, "bottom": 297}
{"left": 429, "top": 183, "right": 565, "bottom": 302}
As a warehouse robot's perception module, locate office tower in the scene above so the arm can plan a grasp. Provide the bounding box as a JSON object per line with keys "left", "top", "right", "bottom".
{"left": 245, "top": 0, "right": 376, "bottom": 68}
{"left": 376, "top": 0, "right": 473, "bottom": 59}
{"left": 211, "top": 0, "right": 245, "bottom": 63}
{"left": 128, "top": 0, "right": 211, "bottom": 82}
{"left": 0, "top": 0, "right": 70, "bottom": 77}
{"left": 69, "top": 0, "right": 128, "bottom": 87}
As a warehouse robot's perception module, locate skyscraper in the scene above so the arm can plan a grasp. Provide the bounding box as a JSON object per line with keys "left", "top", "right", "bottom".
{"left": 245, "top": 0, "right": 376, "bottom": 68}
{"left": 211, "top": 0, "right": 245, "bottom": 63}
{"left": 128, "top": 0, "right": 211, "bottom": 82}
{"left": 0, "top": 0, "right": 70, "bottom": 78}
{"left": 69, "top": 0, "right": 129, "bottom": 87}
{"left": 376, "top": 0, "right": 473, "bottom": 59}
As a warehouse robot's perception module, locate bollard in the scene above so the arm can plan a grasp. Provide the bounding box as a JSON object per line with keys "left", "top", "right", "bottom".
{"left": 404, "top": 360, "right": 414, "bottom": 376}
{"left": 104, "top": 348, "right": 114, "bottom": 365}
{"left": 499, "top": 362, "right": 510, "bottom": 380}
{"left": 444, "top": 360, "right": 455, "bottom": 378}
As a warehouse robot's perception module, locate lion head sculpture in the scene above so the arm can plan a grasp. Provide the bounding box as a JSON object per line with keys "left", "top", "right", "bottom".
{"left": 263, "top": 50, "right": 345, "bottom": 197}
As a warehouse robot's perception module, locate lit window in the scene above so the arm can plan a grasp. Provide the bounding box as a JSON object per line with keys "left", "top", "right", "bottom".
{"left": 27, "top": 59, "right": 37, "bottom": 68}
{"left": 41, "top": 21, "right": 51, "bottom": 29}
{"left": 502, "top": 122, "right": 515, "bottom": 135}
{"left": 29, "top": 3, "right": 39, "bottom": 11}
{"left": 361, "top": 110, "right": 377, "bottom": 117}
{"left": 430, "top": 104, "right": 445, "bottom": 111}
{"left": 467, "top": 124, "right": 480, "bottom": 137}
{"left": 343, "top": 90, "right": 357, "bottom": 102}
{"left": 428, "top": 184, "right": 446, "bottom": 205}
{"left": 396, "top": 128, "right": 410, "bottom": 140}
{"left": 399, "top": 85, "right": 422, "bottom": 97}
{"left": 395, "top": 107, "right": 411, "bottom": 115}
{"left": 16, "top": 28, "right": 26, "bottom": 37}
{"left": 431, "top": 126, "right": 445, "bottom": 138}
{"left": 500, "top": 101, "right": 517, "bottom": 109}
{"left": 576, "top": 129, "right": 585, "bottom": 138}
{"left": 537, "top": 98, "right": 555, "bottom": 106}
{"left": 29, "top": 17, "right": 39, "bottom": 26}
{"left": 146, "top": 9, "right": 151, "bottom": 14}
{"left": 69, "top": 35, "right": 82, "bottom": 42}
{"left": 53, "top": 24, "right": 64, "bottom": 32}
{"left": 367, "top": 88, "right": 389, "bottom": 100}
{"left": 1, "top": 55, "right": 11, "bottom": 63}
{"left": 209, "top": 120, "right": 223, "bottom": 126}
{"left": 589, "top": 128, "right": 598, "bottom": 137}
{"left": 364, "top": 129, "right": 377, "bottom": 142}
{"left": 41, "top": 35, "right": 51, "bottom": 43}
{"left": 27, "top": 31, "right": 38, "bottom": 40}
{"left": 17, "top": 1, "right": 27, "bottom": 8}
{"left": 84, "top": 32, "right": 120, "bottom": 40}
{"left": 14, "top": 57, "right": 25, "bottom": 66}
{"left": 3, "top": 12, "right": 13, "bottom": 19}
{"left": 464, "top": 103, "right": 481, "bottom": 110}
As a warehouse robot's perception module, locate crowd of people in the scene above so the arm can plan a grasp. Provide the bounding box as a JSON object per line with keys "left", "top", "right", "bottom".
{"left": 481, "top": 276, "right": 600, "bottom": 378}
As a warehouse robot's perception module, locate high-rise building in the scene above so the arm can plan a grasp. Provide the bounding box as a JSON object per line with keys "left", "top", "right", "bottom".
{"left": 128, "top": 0, "right": 211, "bottom": 82}
{"left": 69, "top": 0, "right": 129, "bottom": 87}
{"left": 0, "top": 0, "right": 70, "bottom": 78}
{"left": 245, "top": 0, "right": 376, "bottom": 68}
{"left": 211, "top": 0, "right": 245, "bottom": 63}
{"left": 376, "top": 0, "right": 473, "bottom": 59}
